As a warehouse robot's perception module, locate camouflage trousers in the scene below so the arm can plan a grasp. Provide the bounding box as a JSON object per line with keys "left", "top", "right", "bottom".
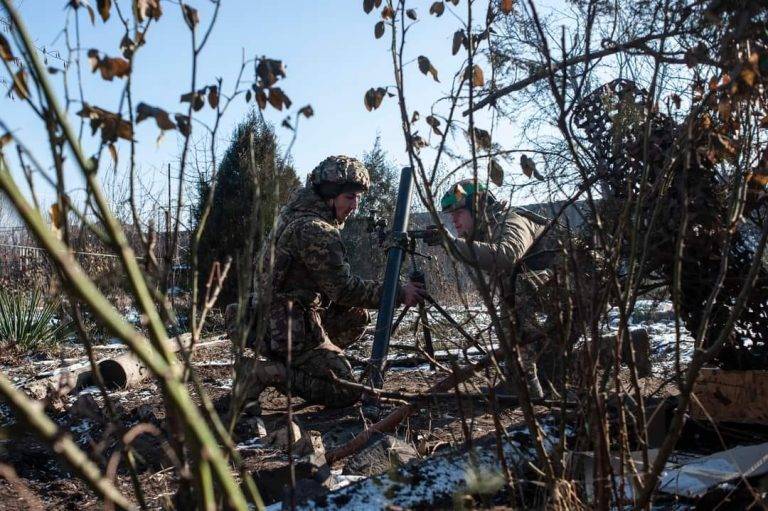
{"left": 499, "top": 270, "right": 557, "bottom": 386}
{"left": 267, "top": 302, "right": 370, "bottom": 408}
{"left": 507, "top": 265, "right": 589, "bottom": 387}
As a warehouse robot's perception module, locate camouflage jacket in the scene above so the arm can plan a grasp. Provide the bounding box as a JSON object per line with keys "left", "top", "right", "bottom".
{"left": 452, "top": 203, "right": 551, "bottom": 276}
{"left": 263, "top": 186, "right": 385, "bottom": 309}
{"left": 258, "top": 186, "right": 386, "bottom": 356}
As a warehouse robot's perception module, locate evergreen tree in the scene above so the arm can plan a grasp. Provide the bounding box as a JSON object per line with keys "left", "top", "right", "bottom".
{"left": 193, "top": 111, "right": 299, "bottom": 307}
{"left": 342, "top": 135, "right": 398, "bottom": 279}
{"left": 358, "top": 134, "right": 397, "bottom": 220}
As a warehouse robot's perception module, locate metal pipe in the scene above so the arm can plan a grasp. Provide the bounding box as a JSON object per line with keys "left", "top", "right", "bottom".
{"left": 369, "top": 167, "right": 414, "bottom": 387}
{"left": 22, "top": 334, "right": 231, "bottom": 398}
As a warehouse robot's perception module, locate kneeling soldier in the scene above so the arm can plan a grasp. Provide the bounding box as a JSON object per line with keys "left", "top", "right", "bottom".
{"left": 232, "top": 155, "right": 425, "bottom": 415}
{"left": 426, "top": 179, "right": 551, "bottom": 399}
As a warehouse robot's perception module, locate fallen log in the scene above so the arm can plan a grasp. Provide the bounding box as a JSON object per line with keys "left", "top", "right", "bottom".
{"left": 21, "top": 334, "right": 226, "bottom": 399}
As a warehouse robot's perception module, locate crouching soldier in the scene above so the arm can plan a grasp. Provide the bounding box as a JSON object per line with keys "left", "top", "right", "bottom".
{"left": 425, "top": 179, "right": 553, "bottom": 399}
{"left": 230, "top": 156, "right": 425, "bottom": 416}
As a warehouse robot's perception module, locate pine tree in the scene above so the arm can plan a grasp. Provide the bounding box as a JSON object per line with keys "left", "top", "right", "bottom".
{"left": 342, "top": 135, "right": 398, "bottom": 279}
{"left": 193, "top": 111, "right": 299, "bottom": 307}
{"left": 358, "top": 134, "right": 397, "bottom": 220}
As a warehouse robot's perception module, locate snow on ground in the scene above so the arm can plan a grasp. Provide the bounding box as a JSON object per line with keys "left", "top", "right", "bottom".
{"left": 294, "top": 417, "right": 574, "bottom": 510}
{"left": 603, "top": 300, "right": 695, "bottom": 373}
{"left": 373, "top": 299, "right": 695, "bottom": 377}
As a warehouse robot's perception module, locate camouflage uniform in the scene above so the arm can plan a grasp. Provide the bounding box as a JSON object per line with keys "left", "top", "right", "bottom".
{"left": 256, "top": 156, "right": 387, "bottom": 408}
{"left": 451, "top": 201, "right": 555, "bottom": 392}
{"left": 439, "top": 180, "right": 563, "bottom": 396}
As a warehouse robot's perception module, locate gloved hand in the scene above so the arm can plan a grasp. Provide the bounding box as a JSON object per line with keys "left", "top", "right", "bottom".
{"left": 401, "top": 281, "right": 427, "bottom": 307}
{"left": 422, "top": 224, "right": 443, "bottom": 246}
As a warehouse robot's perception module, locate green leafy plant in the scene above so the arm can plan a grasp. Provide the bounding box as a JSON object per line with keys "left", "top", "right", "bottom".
{"left": 0, "top": 289, "right": 72, "bottom": 351}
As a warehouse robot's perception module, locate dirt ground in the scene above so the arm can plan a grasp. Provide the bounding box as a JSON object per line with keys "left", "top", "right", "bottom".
{"left": 0, "top": 306, "right": 716, "bottom": 510}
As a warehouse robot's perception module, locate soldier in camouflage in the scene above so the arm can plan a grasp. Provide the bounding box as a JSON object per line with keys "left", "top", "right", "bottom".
{"left": 234, "top": 155, "right": 426, "bottom": 414}
{"left": 425, "top": 179, "right": 551, "bottom": 399}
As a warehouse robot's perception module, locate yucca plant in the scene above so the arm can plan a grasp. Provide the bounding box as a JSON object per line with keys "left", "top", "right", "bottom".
{"left": 0, "top": 289, "right": 72, "bottom": 351}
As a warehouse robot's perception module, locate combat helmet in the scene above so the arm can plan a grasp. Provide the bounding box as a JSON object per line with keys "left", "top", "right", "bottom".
{"left": 309, "top": 155, "right": 370, "bottom": 198}
{"left": 440, "top": 179, "right": 497, "bottom": 214}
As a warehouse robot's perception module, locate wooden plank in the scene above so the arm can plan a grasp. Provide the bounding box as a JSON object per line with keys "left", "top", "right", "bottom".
{"left": 691, "top": 369, "right": 768, "bottom": 424}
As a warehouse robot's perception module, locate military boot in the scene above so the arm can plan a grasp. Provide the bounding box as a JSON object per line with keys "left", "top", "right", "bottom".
{"left": 228, "top": 358, "right": 287, "bottom": 419}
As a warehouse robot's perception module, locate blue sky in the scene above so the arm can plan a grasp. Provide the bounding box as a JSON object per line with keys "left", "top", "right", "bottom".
{"left": 1, "top": 0, "right": 567, "bottom": 214}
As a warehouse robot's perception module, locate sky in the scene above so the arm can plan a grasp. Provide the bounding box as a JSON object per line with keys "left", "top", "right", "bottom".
{"left": 0, "top": 0, "right": 568, "bottom": 219}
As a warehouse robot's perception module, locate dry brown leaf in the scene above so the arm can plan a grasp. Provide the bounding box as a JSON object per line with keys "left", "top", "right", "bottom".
{"left": 417, "top": 56, "right": 439, "bottom": 82}
{"left": 136, "top": 103, "right": 177, "bottom": 131}
{"left": 468, "top": 64, "right": 484, "bottom": 87}
{"left": 87, "top": 49, "right": 131, "bottom": 80}
{"left": 472, "top": 127, "right": 491, "bottom": 149}
{"left": 256, "top": 90, "right": 267, "bottom": 110}
{"left": 381, "top": 6, "right": 395, "bottom": 19}
{"left": 78, "top": 104, "right": 133, "bottom": 142}
{"left": 180, "top": 90, "right": 205, "bottom": 111}
{"left": 50, "top": 203, "right": 64, "bottom": 229}
{"left": 500, "top": 0, "right": 514, "bottom": 14}
{"left": 452, "top": 30, "right": 465, "bottom": 56}
{"left": 520, "top": 154, "right": 544, "bottom": 180}
{"left": 84, "top": 3, "right": 96, "bottom": 24}
{"left": 175, "top": 114, "right": 191, "bottom": 136}
{"left": 100, "top": 57, "right": 130, "bottom": 80}
{"left": 406, "top": 8, "right": 417, "bottom": 20}
{"left": 11, "top": 69, "right": 29, "bottom": 100}
{"left": 364, "top": 87, "right": 386, "bottom": 111}
{"left": 207, "top": 85, "right": 219, "bottom": 109}
{"left": 87, "top": 49, "right": 99, "bottom": 71}
{"left": 0, "top": 132, "right": 13, "bottom": 149}
{"left": 108, "top": 143, "right": 118, "bottom": 166}
{"left": 299, "top": 105, "right": 314, "bottom": 118}
{"left": 134, "top": 0, "right": 162, "bottom": 22}
{"left": 119, "top": 35, "right": 133, "bottom": 58}
{"left": 489, "top": 158, "right": 504, "bottom": 186}
{"left": 411, "top": 110, "right": 420, "bottom": 123}
{"left": 429, "top": 1, "right": 445, "bottom": 16}
{"left": 97, "top": 0, "right": 111, "bottom": 21}
{"left": 245, "top": 90, "right": 252, "bottom": 103}
{"left": 375, "top": 21, "right": 385, "bottom": 39}
{"left": 0, "top": 35, "right": 14, "bottom": 62}
{"left": 119, "top": 33, "right": 145, "bottom": 59}
{"left": 256, "top": 58, "right": 286, "bottom": 88}
{"left": 409, "top": 134, "right": 428, "bottom": 150}
{"left": 268, "top": 87, "right": 291, "bottom": 110}
{"left": 426, "top": 115, "right": 443, "bottom": 136}
{"left": 49, "top": 203, "right": 64, "bottom": 240}
{"left": 182, "top": 4, "right": 199, "bottom": 30}
{"left": 363, "top": 0, "right": 375, "bottom": 14}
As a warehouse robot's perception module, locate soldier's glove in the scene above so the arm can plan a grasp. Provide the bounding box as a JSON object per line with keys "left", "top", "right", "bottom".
{"left": 422, "top": 225, "right": 443, "bottom": 246}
